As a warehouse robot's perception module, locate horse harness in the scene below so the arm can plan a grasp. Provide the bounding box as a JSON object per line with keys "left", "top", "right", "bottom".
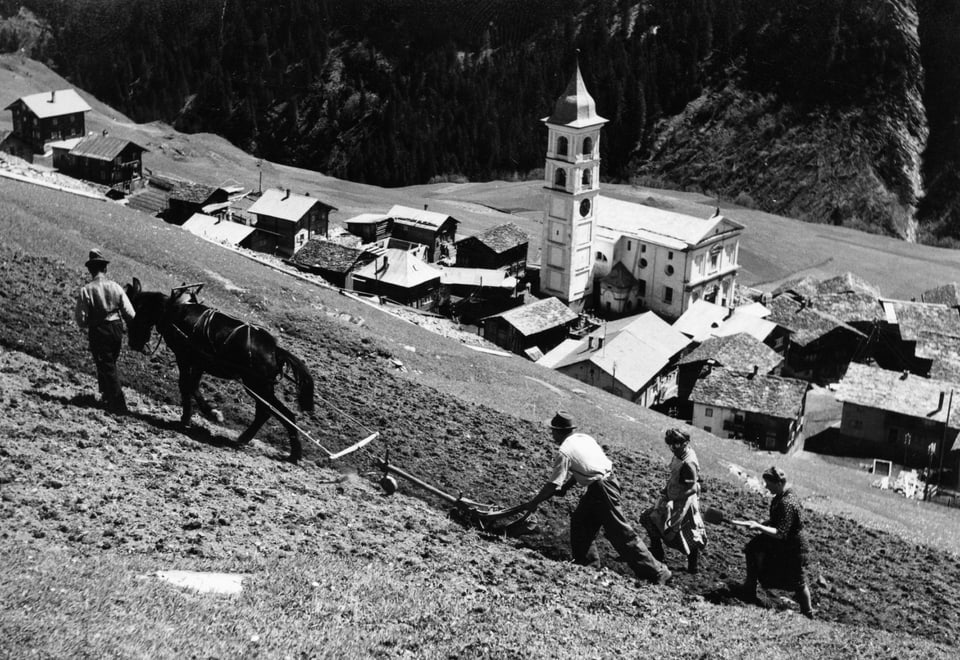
{"left": 161, "top": 304, "right": 262, "bottom": 377}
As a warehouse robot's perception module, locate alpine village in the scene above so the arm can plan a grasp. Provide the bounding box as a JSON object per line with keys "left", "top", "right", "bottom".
{"left": 3, "top": 1, "right": 960, "bottom": 658}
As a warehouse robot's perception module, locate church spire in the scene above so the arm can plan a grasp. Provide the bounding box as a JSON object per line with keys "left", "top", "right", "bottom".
{"left": 544, "top": 58, "right": 607, "bottom": 128}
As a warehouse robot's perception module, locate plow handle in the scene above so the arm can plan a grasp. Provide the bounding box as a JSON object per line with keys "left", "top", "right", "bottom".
{"left": 375, "top": 459, "right": 493, "bottom": 510}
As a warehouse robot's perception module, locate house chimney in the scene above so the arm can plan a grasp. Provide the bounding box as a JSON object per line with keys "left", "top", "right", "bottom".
{"left": 284, "top": 188, "right": 291, "bottom": 200}
{"left": 750, "top": 364, "right": 759, "bottom": 378}
{"left": 424, "top": 204, "right": 428, "bottom": 211}
{"left": 102, "top": 129, "right": 108, "bottom": 136}
{"left": 901, "top": 370, "right": 909, "bottom": 380}
{"left": 49, "top": 90, "right": 55, "bottom": 103}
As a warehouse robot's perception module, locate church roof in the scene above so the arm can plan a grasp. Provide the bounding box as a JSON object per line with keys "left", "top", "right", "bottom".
{"left": 601, "top": 262, "right": 637, "bottom": 289}
{"left": 595, "top": 195, "right": 743, "bottom": 249}
{"left": 543, "top": 63, "right": 608, "bottom": 128}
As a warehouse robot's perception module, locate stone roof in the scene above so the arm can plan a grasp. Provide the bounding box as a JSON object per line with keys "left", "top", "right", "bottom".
{"left": 170, "top": 182, "right": 218, "bottom": 204}
{"left": 883, "top": 300, "right": 960, "bottom": 342}
{"left": 291, "top": 239, "right": 368, "bottom": 274}
{"left": 921, "top": 283, "right": 960, "bottom": 307}
{"left": 679, "top": 332, "right": 782, "bottom": 375}
{"left": 690, "top": 368, "right": 808, "bottom": 420}
{"left": 773, "top": 272, "right": 881, "bottom": 299}
{"left": 487, "top": 297, "right": 578, "bottom": 336}
{"left": 812, "top": 292, "right": 883, "bottom": 325}
{"left": 766, "top": 295, "right": 866, "bottom": 347}
{"left": 835, "top": 362, "right": 960, "bottom": 429}
{"left": 474, "top": 222, "right": 528, "bottom": 253}
{"left": 69, "top": 135, "right": 147, "bottom": 161}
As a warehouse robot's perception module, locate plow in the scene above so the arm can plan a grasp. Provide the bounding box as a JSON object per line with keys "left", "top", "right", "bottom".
{"left": 375, "top": 450, "right": 535, "bottom": 532}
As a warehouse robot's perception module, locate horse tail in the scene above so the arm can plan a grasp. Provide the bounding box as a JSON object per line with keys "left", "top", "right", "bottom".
{"left": 278, "top": 348, "right": 315, "bottom": 412}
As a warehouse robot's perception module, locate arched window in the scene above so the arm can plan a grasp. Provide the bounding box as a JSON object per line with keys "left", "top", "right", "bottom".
{"left": 582, "top": 168, "right": 591, "bottom": 186}
{"left": 557, "top": 136, "right": 568, "bottom": 157}
{"left": 554, "top": 168, "right": 566, "bottom": 188}
{"left": 582, "top": 136, "right": 593, "bottom": 157}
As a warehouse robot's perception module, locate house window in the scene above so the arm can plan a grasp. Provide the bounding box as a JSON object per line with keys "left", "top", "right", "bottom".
{"left": 704, "top": 426, "right": 712, "bottom": 433}
{"left": 638, "top": 279, "right": 646, "bottom": 297}
{"left": 705, "top": 408, "right": 713, "bottom": 417}
{"left": 663, "top": 286, "right": 673, "bottom": 304}
{"left": 668, "top": 251, "right": 674, "bottom": 260}
{"left": 557, "top": 136, "right": 568, "bottom": 156}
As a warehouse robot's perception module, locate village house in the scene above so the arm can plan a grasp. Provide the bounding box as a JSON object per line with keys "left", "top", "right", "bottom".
{"left": 165, "top": 182, "right": 229, "bottom": 225}
{"left": 290, "top": 238, "right": 377, "bottom": 288}
{"left": 388, "top": 204, "right": 458, "bottom": 263}
{"left": 878, "top": 299, "right": 960, "bottom": 382}
{"left": 437, "top": 266, "right": 521, "bottom": 323}
{"left": 455, "top": 222, "right": 529, "bottom": 277}
{"left": 690, "top": 366, "right": 809, "bottom": 453}
{"left": 346, "top": 248, "right": 440, "bottom": 307}
{"left": 51, "top": 133, "right": 147, "bottom": 193}
{"left": 765, "top": 294, "right": 868, "bottom": 383}
{"left": 538, "top": 64, "right": 742, "bottom": 318}
{"left": 247, "top": 187, "right": 337, "bottom": 258}
{"left": 4, "top": 89, "right": 90, "bottom": 154}
{"left": 677, "top": 332, "right": 783, "bottom": 402}
{"left": 482, "top": 297, "right": 578, "bottom": 357}
{"left": 538, "top": 311, "right": 691, "bottom": 407}
{"left": 833, "top": 362, "right": 960, "bottom": 486}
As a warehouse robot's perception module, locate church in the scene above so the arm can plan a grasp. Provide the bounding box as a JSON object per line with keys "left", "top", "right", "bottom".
{"left": 539, "top": 63, "right": 743, "bottom": 321}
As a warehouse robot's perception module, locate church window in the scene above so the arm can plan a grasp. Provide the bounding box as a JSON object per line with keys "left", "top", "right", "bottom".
{"left": 638, "top": 279, "right": 646, "bottom": 296}
{"left": 641, "top": 244, "right": 647, "bottom": 253}
{"left": 579, "top": 199, "right": 591, "bottom": 217}
{"left": 639, "top": 258, "right": 647, "bottom": 269}
{"left": 668, "top": 251, "right": 674, "bottom": 260}
{"left": 582, "top": 168, "right": 591, "bottom": 186}
{"left": 626, "top": 241, "right": 632, "bottom": 252}
{"left": 557, "top": 136, "right": 568, "bottom": 156}
{"left": 665, "top": 264, "right": 674, "bottom": 276}
{"left": 554, "top": 168, "right": 566, "bottom": 188}
{"left": 663, "top": 286, "right": 674, "bottom": 304}
{"left": 582, "top": 136, "right": 593, "bottom": 157}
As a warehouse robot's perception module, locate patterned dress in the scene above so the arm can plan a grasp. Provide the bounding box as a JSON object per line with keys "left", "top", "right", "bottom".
{"left": 642, "top": 447, "right": 706, "bottom": 555}
{"left": 745, "top": 488, "right": 810, "bottom": 590}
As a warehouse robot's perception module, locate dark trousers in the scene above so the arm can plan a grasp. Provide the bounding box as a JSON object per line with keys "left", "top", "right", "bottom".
{"left": 88, "top": 321, "right": 126, "bottom": 410}
{"left": 570, "top": 474, "right": 666, "bottom": 582}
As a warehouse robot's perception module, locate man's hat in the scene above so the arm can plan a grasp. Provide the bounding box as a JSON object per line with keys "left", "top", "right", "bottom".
{"left": 547, "top": 411, "right": 576, "bottom": 431}
{"left": 85, "top": 249, "right": 109, "bottom": 268}
{"left": 665, "top": 428, "right": 690, "bottom": 445}
{"left": 762, "top": 466, "right": 787, "bottom": 482}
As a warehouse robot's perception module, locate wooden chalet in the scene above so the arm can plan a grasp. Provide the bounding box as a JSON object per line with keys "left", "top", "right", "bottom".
{"left": 344, "top": 213, "right": 392, "bottom": 244}
{"left": 4, "top": 89, "right": 90, "bottom": 153}
{"left": 246, "top": 188, "right": 337, "bottom": 258}
{"left": 346, "top": 248, "right": 440, "bottom": 307}
{"left": 388, "top": 204, "right": 458, "bottom": 263}
{"left": 455, "top": 222, "right": 528, "bottom": 276}
{"left": 290, "top": 238, "right": 377, "bottom": 288}
{"left": 482, "top": 297, "right": 578, "bottom": 356}
{"left": 690, "top": 366, "right": 809, "bottom": 453}
{"left": 51, "top": 133, "right": 147, "bottom": 192}
{"left": 166, "top": 182, "right": 227, "bottom": 225}
{"left": 834, "top": 363, "right": 960, "bottom": 486}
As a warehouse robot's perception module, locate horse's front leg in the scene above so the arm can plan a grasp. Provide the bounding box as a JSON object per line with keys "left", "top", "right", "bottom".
{"left": 177, "top": 364, "right": 203, "bottom": 427}
{"left": 236, "top": 399, "right": 270, "bottom": 446}
{"left": 191, "top": 384, "right": 224, "bottom": 423}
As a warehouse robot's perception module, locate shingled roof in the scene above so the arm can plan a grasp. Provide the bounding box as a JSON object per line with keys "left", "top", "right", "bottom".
{"left": 291, "top": 239, "right": 369, "bottom": 274}
{"left": 812, "top": 292, "right": 883, "bottom": 325}
{"left": 474, "top": 222, "right": 528, "bottom": 253}
{"left": 921, "top": 283, "right": 960, "bottom": 307}
{"left": 766, "top": 296, "right": 866, "bottom": 347}
{"left": 881, "top": 300, "right": 960, "bottom": 342}
{"left": 679, "top": 332, "right": 782, "bottom": 374}
{"left": 487, "top": 297, "right": 578, "bottom": 336}
{"left": 690, "top": 368, "right": 809, "bottom": 420}
{"left": 170, "top": 182, "right": 218, "bottom": 204}
{"left": 835, "top": 362, "right": 960, "bottom": 429}
{"left": 69, "top": 135, "right": 147, "bottom": 161}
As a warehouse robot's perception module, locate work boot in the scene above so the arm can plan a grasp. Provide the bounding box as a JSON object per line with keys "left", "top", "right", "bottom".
{"left": 655, "top": 567, "right": 673, "bottom": 585}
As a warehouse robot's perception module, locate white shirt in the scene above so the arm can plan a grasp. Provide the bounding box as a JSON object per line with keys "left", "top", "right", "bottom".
{"left": 548, "top": 432, "right": 613, "bottom": 487}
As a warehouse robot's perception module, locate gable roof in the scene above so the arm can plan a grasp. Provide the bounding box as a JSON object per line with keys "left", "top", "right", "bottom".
{"left": 712, "top": 309, "right": 778, "bottom": 342}
{"left": 69, "top": 135, "right": 147, "bottom": 161}
{"left": 921, "top": 283, "right": 960, "bottom": 307}
{"left": 690, "top": 368, "right": 808, "bottom": 420}
{"left": 439, "top": 267, "right": 517, "bottom": 289}
{"left": 772, "top": 272, "right": 882, "bottom": 300}
{"left": 679, "top": 333, "right": 782, "bottom": 374}
{"left": 291, "top": 239, "right": 369, "bottom": 274}
{"left": 486, "top": 297, "right": 578, "bottom": 336}
{"left": 182, "top": 213, "right": 255, "bottom": 247}
{"left": 6, "top": 89, "right": 91, "bottom": 119}
{"left": 547, "top": 312, "right": 690, "bottom": 393}
{"left": 351, "top": 248, "right": 440, "bottom": 288}
{"left": 880, "top": 299, "right": 960, "bottom": 342}
{"left": 673, "top": 299, "right": 729, "bottom": 342}
{"left": 388, "top": 204, "right": 456, "bottom": 230}
{"left": 601, "top": 261, "right": 637, "bottom": 289}
{"left": 595, "top": 195, "right": 743, "bottom": 249}
{"left": 344, "top": 213, "right": 390, "bottom": 225}
{"left": 170, "top": 181, "right": 218, "bottom": 204}
{"left": 811, "top": 292, "right": 882, "bottom": 325}
{"left": 248, "top": 187, "right": 334, "bottom": 221}
{"left": 835, "top": 362, "right": 960, "bottom": 429}
{"left": 472, "top": 222, "right": 528, "bottom": 253}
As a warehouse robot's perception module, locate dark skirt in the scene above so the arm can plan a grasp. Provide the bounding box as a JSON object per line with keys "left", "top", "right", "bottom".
{"left": 745, "top": 534, "right": 810, "bottom": 590}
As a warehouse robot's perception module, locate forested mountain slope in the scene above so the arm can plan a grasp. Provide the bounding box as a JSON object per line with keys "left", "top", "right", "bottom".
{"left": 3, "top": 0, "right": 960, "bottom": 244}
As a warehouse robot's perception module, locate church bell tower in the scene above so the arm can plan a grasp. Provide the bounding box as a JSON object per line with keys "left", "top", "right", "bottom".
{"left": 540, "top": 60, "right": 607, "bottom": 311}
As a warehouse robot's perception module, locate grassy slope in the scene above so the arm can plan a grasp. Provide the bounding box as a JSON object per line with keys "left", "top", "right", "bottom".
{"left": 3, "top": 56, "right": 960, "bottom": 656}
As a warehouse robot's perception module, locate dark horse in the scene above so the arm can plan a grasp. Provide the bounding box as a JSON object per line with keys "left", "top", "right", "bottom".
{"left": 124, "top": 278, "right": 315, "bottom": 462}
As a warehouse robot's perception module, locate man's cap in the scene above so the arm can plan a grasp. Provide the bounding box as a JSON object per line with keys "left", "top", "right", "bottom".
{"left": 665, "top": 428, "right": 690, "bottom": 445}
{"left": 762, "top": 466, "right": 787, "bottom": 482}
{"left": 547, "top": 410, "right": 576, "bottom": 431}
{"left": 85, "top": 249, "right": 109, "bottom": 268}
